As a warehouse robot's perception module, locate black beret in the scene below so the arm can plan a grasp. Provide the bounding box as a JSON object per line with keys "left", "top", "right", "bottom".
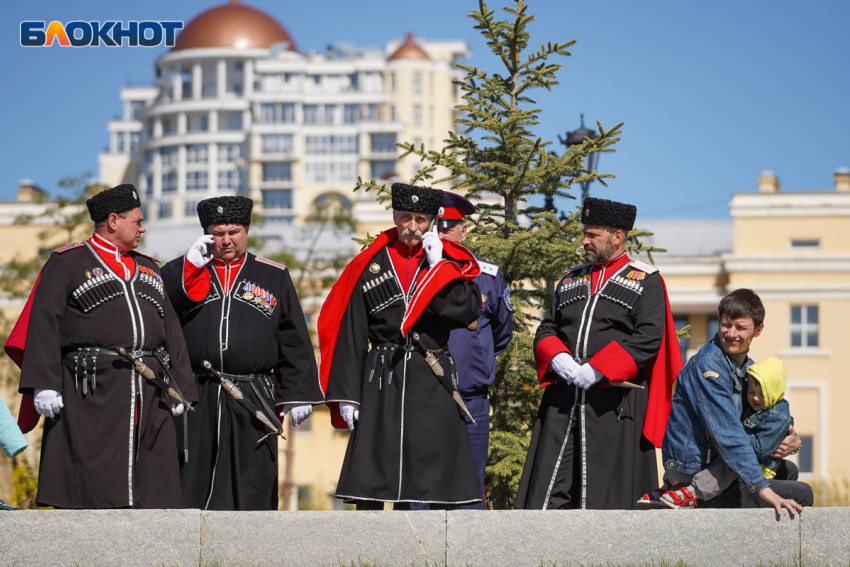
{"left": 86, "top": 184, "right": 141, "bottom": 223}
{"left": 581, "top": 197, "right": 637, "bottom": 232}
{"left": 197, "top": 196, "right": 253, "bottom": 229}
{"left": 391, "top": 183, "right": 443, "bottom": 215}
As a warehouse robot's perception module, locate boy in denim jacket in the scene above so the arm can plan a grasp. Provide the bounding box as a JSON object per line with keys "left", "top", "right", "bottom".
{"left": 659, "top": 358, "right": 793, "bottom": 508}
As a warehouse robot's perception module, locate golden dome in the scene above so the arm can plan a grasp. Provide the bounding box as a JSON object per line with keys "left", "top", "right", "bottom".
{"left": 172, "top": 0, "right": 297, "bottom": 52}
{"left": 388, "top": 32, "right": 430, "bottom": 62}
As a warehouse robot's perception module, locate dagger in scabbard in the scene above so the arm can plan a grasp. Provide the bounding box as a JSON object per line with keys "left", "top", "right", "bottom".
{"left": 116, "top": 347, "right": 194, "bottom": 410}
{"left": 410, "top": 332, "right": 478, "bottom": 425}
{"left": 201, "top": 360, "right": 285, "bottom": 440}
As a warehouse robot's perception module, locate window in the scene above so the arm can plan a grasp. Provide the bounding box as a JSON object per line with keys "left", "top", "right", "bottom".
{"left": 305, "top": 135, "right": 358, "bottom": 154}
{"left": 413, "top": 72, "right": 422, "bottom": 95}
{"left": 707, "top": 316, "right": 718, "bottom": 340}
{"left": 673, "top": 317, "right": 689, "bottom": 362}
{"left": 324, "top": 105, "right": 336, "bottom": 125}
{"left": 389, "top": 105, "right": 396, "bottom": 122}
{"left": 263, "top": 162, "right": 291, "bottom": 182}
{"left": 260, "top": 103, "right": 276, "bottom": 124}
{"left": 161, "top": 146, "right": 178, "bottom": 168}
{"left": 129, "top": 132, "right": 140, "bottom": 154}
{"left": 201, "top": 64, "right": 216, "bottom": 98}
{"left": 116, "top": 133, "right": 126, "bottom": 153}
{"left": 343, "top": 104, "right": 359, "bottom": 125}
{"left": 347, "top": 73, "right": 359, "bottom": 92}
{"left": 791, "top": 239, "right": 820, "bottom": 250}
{"left": 145, "top": 175, "right": 153, "bottom": 196}
{"left": 366, "top": 104, "right": 379, "bottom": 122}
{"left": 158, "top": 202, "right": 172, "bottom": 219}
{"left": 303, "top": 104, "right": 318, "bottom": 125}
{"left": 218, "top": 169, "right": 244, "bottom": 192}
{"left": 129, "top": 100, "right": 145, "bottom": 120}
{"left": 262, "top": 134, "right": 294, "bottom": 154}
{"left": 161, "top": 171, "right": 177, "bottom": 193}
{"left": 304, "top": 160, "right": 358, "bottom": 183}
{"left": 224, "top": 112, "right": 242, "bottom": 131}
{"left": 797, "top": 435, "right": 813, "bottom": 474}
{"left": 264, "top": 215, "right": 293, "bottom": 225}
{"left": 262, "top": 189, "right": 292, "bottom": 209}
{"left": 412, "top": 104, "right": 422, "bottom": 126}
{"left": 186, "top": 144, "right": 208, "bottom": 164}
{"left": 187, "top": 113, "right": 208, "bottom": 132}
{"left": 281, "top": 103, "right": 295, "bottom": 123}
{"left": 218, "top": 143, "right": 242, "bottom": 163}
{"left": 390, "top": 72, "right": 396, "bottom": 92}
{"left": 790, "top": 305, "right": 818, "bottom": 348}
{"left": 186, "top": 171, "right": 208, "bottom": 192}
{"left": 185, "top": 200, "right": 200, "bottom": 217}
{"left": 370, "top": 160, "right": 396, "bottom": 180}
{"left": 162, "top": 117, "right": 176, "bottom": 135}
{"left": 371, "top": 134, "right": 397, "bottom": 154}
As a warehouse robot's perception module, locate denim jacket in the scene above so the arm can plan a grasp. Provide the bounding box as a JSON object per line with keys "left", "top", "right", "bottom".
{"left": 661, "top": 336, "right": 770, "bottom": 493}
{"left": 744, "top": 399, "right": 793, "bottom": 475}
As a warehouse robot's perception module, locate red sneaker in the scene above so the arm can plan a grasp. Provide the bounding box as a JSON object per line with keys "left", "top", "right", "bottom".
{"left": 636, "top": 486, "right": 669, "bottom": 509}
{"left": 660, "top": 485, "right": 699, "bottom": 509}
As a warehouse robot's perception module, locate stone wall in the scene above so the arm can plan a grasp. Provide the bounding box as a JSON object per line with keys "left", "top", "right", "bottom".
{"left": 0, "top": 508, "right": 848, "bottom": 566}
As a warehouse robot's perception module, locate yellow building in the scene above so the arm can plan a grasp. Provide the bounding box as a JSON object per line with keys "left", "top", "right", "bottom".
{"left": 648, "top": 168, "right": 850, "bottom": 484}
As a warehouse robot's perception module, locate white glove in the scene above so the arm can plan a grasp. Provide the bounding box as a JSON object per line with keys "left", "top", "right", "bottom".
{"left": 279, "top": 403, "right": 313, "bottom": 427}
{"left": 171, "top": 403, "right": 189, "bottom": 416}
{"left": 339, "top": 402, "right": 360, "bottom": 431}
{"left": 574, "top": 363, "right": 604, "bottom": 390}
{"left": 34, "top": 388, "right": 64, "bottom": 419}
{"left": 186, "top": 235, "right": 214, "bottom": 268}
{"left": 550, "top": 353, "right": 581, "bottom": 384}
{"left": 421, "top": 226, "right": 443, "bottom": 267}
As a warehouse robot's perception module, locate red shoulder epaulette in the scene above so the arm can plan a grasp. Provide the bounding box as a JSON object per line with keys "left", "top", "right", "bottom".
{"left": 53, "top": 242, "right": 84, "bottom": 254}
{"left": 255, "top": 256, "right": 287, "bottom": 271}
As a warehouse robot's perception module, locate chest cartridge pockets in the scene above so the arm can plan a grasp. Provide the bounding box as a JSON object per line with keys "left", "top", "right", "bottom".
{"left": 362, "top": 271, "right": 403, "bottom": 316}
{"left": 556, "top": 275, "right": 589, "bottom": 309}
{"left": 136, "top": 269, "right": 166, "bottom": 318}
{"left": 599, "top": 275, "right": 643, "bottom": 311}
{"left": 72, "top": 273, "right": 125, "bottom": 313}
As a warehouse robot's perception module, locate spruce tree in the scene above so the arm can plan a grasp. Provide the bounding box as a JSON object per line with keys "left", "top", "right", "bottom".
{"left": 356, "top": 0, "right": 625, "bottom": 508}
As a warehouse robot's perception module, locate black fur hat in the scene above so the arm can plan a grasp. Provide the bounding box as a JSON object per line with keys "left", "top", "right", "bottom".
{"left": 86, "top": 184, "right": 141, "bottom": 223}
{"left": 391, "top": 183, "right": 443, "bottom": 215}
{"left": 197, "top": 196, "right": 253, "bottom": 229}
{"left": 581, "top": 197, "right": 637, "bottom": 232}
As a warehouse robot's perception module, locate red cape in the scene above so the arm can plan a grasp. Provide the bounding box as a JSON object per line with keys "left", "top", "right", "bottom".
{"left": 318, "top": 228, "right": 479, "bottom": 428}
{"left": 5, "top": 271, "right": 43, "bottom": 433}
{"left": 642, "top": 277, "right": 682, "bottom": 448}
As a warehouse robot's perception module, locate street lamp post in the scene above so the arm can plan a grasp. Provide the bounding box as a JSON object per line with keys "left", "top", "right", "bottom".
{"left": 558, "top": 114, "right": 599, "bottom": 202}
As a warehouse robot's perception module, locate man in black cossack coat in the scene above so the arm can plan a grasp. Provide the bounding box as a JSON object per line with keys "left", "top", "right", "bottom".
{"left": 161, "top": 196, "right": 322, "bottom": 510}
{"left": 318, "top": 183, "right": 483, "bottom": 509}
{"left": 6, "top": 183, "right": 198, "bottom": 509}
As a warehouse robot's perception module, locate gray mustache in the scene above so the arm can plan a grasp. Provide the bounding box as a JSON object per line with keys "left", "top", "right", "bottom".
{"left": 401, "top": 228, "right": 423, "bottom": 237}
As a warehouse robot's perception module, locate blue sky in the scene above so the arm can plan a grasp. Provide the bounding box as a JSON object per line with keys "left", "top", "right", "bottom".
{"left": 1, "top": 0, "right": 848, "bottom": 218}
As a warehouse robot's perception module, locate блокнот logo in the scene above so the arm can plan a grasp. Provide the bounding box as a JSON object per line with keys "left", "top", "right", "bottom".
{"left": 21, "top": 21, "right": 183, "bottom": 47}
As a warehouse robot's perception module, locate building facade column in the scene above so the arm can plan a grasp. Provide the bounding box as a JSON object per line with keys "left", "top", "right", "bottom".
{"left": 192, "top": 63, "right": 202, "bottom": 100}
{"left": 171, "top": 65, "right": 182, "bottom": 102}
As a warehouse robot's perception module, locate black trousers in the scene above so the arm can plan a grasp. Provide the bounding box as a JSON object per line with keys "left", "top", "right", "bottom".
{"left": 703, "top": 460, "right": 814, "bottom": 508}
